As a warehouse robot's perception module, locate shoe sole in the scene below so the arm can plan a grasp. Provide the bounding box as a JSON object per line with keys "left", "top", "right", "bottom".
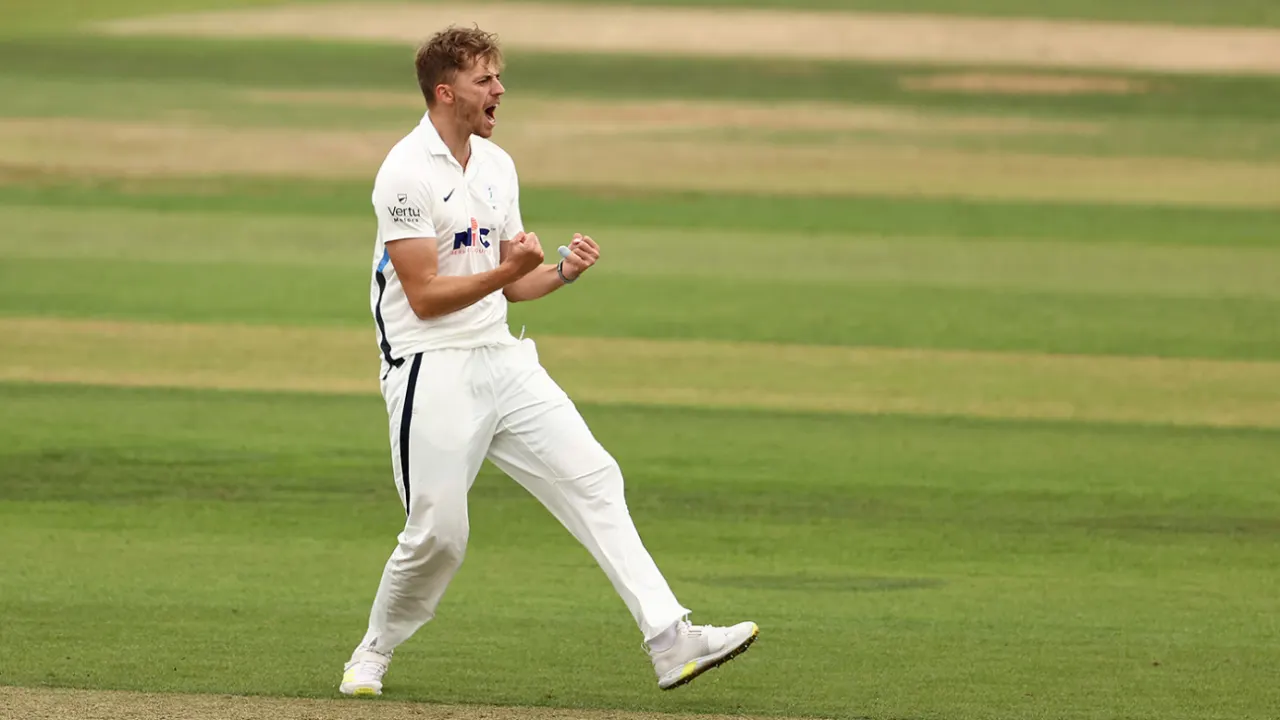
{"left": 659, "top": 623, "right": 759, "bottom": 691}
{"left": 339, "top": 682, "right": 382, "bottom": 698}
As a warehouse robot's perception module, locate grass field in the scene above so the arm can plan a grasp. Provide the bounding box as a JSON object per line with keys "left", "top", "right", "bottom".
{"left": 3, "top": 1, "right": 1280, "bottom": 719}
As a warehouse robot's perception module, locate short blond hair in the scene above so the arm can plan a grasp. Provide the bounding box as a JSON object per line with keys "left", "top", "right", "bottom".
{"left": 415, "top": 25, "right": 504, "bottom": 107}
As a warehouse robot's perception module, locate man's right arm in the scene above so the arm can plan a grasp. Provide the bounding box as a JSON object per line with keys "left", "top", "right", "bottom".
{"left": 387, "top": 237, "right": 527, "bottom": 319}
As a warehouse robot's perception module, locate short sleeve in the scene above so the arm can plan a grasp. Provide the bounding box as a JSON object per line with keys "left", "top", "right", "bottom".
{"left": 501, "top": 169, "right": 524, "bottom": 241}
{"left": 373, "top": 163, "right": 436, "bottom": 242}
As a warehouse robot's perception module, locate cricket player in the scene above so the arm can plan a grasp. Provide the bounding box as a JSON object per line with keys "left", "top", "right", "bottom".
{"left": 339, "top": 26, "right": 759, "bottom": 697}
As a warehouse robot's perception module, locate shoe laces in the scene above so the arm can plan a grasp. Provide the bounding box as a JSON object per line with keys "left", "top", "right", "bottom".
{"left": 351, "top": 659, "right": 388, "bottom": 679}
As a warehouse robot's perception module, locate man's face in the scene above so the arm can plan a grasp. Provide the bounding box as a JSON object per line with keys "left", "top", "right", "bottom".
{"left": 443, "top": 56, "right": 504, "bottom": 138}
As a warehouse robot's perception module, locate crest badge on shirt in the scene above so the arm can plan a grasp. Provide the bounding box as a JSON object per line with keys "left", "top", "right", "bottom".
{"left": 386, "top": 191, "right": 421, "bottom": 223}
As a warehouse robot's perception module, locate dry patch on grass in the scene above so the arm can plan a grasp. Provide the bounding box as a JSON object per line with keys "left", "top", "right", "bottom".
{"left": 549, "top": 100, "right": 1098, "bottom": 135}
{"left": 504, "top": 139, "right": 1280, "bottom": 207}
{"left": 244, "top": 88, "right": 426, "bottom": 110}
{"left": 7, "top": 116, "right": 1280, "bottom": 207}
{"left": 4, "top": 318, "right": 1280, "bottom": 430}
{"left": 0, "top": 118, "right": 392, "bottom": 179}
{"left": 0, "top": 317, "right": 379, "bottom": 395}
{"left": 99, "top": 3, "right": 1280, "bottom": 75}
{"left": 246, "top": 92, "right": 1102, "bottom": 136}
{"left": 901, "top": 72, "right": 1152, "bottom": 95}
{"left": 0, "top": 686, "right": 783, "bottom": 720}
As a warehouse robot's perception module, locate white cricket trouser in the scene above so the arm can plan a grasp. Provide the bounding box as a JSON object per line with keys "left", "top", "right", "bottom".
{"left": 358, "top": 338, "right": 690, "bottom": 654}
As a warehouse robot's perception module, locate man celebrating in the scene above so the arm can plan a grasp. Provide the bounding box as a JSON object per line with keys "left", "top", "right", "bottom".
{"left": 340, "top": 25, "right": 759, "bottom": 697}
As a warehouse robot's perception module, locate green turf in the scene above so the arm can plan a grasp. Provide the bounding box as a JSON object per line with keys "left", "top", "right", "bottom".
{"left": 4, "top": 199, "right": 1280, "bottom": 359}
{"left": 8, "top": 37, "right": 1280, "bottom": 122}
{"left": 4, "top": 256, "right": 1278, "bottom": 360}
{"left": 13, "top": 74, "right": 1280, "bottom": 164}
{"left": 4, "top": 0, "right": 1280, "bottom": 716}
{"left": 2, "top": 382, "right": 1279, "bottom": 719}
{"left": 791, "top": 116, "right": 1280, "bottom": 163}
{"left": 9, "top": 206, "right": 1280, "bottom": 295}
{"left": 0, "top": 75, "right": 420, "bottom": 130}
{"left": 5, "top": 178, "right": 1280, "bottom": 248}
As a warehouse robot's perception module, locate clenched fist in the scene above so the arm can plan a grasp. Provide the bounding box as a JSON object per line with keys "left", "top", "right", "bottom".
{"left": 560, "top": 233, "right": 600, "bottom": 282}
{"left": 504, "top": 231, "right": 545, "bottom": 277}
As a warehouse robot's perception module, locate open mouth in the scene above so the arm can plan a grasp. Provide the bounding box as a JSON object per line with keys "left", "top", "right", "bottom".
{"left": 484, "top": 104, "right": 497, "bottom": 126}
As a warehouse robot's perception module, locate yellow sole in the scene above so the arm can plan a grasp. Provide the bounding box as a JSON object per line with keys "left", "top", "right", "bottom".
{"left": 661, "top": 624, "right": 759, "bottom": 691}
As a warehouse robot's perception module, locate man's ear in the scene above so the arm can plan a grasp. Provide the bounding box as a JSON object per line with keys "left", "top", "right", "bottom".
{"left": 435, "top": 84, "right": 454, "bottom": 105}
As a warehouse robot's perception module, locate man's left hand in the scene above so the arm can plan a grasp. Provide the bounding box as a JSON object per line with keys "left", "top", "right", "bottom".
{"left": 561, "top": 233, "right": 600, "bottom": 281}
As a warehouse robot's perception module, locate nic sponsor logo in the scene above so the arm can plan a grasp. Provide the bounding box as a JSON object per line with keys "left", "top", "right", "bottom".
{"left": 452, "top": 217, "right": 491, "bottom": 253}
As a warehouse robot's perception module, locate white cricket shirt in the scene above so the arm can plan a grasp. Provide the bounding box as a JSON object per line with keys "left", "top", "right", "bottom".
{"left": 368, "top": 112, "right": 524, "bottom": 367}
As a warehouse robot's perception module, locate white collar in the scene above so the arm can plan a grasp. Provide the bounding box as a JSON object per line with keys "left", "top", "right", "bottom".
{"left": 418, "top": 111, "right": 480, "bottom": 170}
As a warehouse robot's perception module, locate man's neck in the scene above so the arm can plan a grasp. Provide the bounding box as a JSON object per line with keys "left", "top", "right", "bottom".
{"left": 428, "top": 110, "right": 471, "bottom": 169}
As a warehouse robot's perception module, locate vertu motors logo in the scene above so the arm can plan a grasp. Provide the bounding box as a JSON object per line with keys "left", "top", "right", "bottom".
{"left": 387, "top": 192, "right": 421, "bottom": 223}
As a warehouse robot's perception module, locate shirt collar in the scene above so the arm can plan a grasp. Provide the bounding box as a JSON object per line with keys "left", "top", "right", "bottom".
{"left": 418, "top": 112, "right": 453, "bottom": 157}
{"left": 419, "top": 112, "right": 479, "bottom": 172}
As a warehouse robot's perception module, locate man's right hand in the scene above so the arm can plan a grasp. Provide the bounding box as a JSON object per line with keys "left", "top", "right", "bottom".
{"left": 503, "top": 232, "right": 545, "bottom": 278}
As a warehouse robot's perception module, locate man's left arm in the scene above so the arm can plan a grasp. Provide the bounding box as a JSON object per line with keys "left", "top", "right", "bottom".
{"left": 502, "top": 233, "right": 599, "bottom": 302}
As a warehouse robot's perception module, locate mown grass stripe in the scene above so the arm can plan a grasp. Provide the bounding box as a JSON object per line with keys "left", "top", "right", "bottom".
{"left": 3, "top": 177, "right": 1279, "bottom": 248}
{"left": 7, "top": 117, "right": 1280, "bottom": 207}
{"left": 4, "top": 318, "right": 1278, "bottom": 429}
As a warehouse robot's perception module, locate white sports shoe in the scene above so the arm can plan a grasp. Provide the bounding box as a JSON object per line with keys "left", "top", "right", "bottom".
{"left": 339, "top": 649, "right": 391, "bottom": 697}
{"left": 647, "top": 618, "right": 759, "bottom": 690}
